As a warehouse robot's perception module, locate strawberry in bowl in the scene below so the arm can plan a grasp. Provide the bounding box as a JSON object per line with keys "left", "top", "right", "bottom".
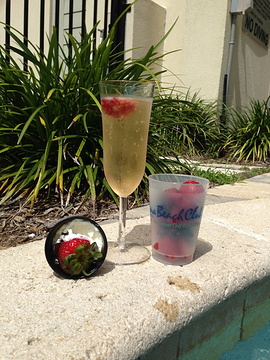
{"left": 55, "top": 237, "right": 102, "bottom": 276}
{"left": 45, "top": 216, "right": 107, "bottom": 279}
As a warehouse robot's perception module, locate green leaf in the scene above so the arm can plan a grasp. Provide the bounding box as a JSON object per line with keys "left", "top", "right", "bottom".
{"left": 17, "top": 105, "right": 46, "bottom": 144}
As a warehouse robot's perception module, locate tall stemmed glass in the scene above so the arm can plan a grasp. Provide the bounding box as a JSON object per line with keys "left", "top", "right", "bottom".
{"left": 99, "top": 80, "right": 155, "bottom": 265}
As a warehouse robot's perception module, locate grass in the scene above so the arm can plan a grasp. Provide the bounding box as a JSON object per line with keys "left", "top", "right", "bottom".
{"left": 191, "top": 163, "right": 269, "bottom": 186}
{"left": 236, "top": 166, "right": 270, "bottom": 181}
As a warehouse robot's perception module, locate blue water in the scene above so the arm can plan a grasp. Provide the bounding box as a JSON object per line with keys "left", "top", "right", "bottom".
{"left": 219, "top": 321, "right": 270, "bottom": 360}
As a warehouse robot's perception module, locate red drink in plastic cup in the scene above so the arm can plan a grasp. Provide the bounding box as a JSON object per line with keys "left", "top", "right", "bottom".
{"left": 149, "top": 174, "right": 209, "bottom": 265}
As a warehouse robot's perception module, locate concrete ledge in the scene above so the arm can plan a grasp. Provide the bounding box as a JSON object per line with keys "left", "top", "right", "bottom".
{"left": 1, "top": 176, "right": 270, "bottom": 359}
{"left": 145, "top": 276, "right": 270, "bottom": 360}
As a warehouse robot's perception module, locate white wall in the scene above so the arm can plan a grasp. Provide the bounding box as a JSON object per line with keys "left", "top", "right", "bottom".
{"left": 130, "top": 0, "right": 187, "bottom": 88}
{"left": 129, "top": 0, "right": 270, "bottom": 107}
{"left": 180, "top": 0, "right": 230, "bottom": 102}
{"left": 228, "top": 13, "right": 270, "bottom": 108}
{"left": 127, "top": 0, "right": 166, "bottom": 80}
{"left": 130, "top": 0, "right": 230, "bottom": 102}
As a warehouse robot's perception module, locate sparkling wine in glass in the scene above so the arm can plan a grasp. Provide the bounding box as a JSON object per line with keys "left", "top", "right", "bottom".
{"left": 99, "top": 80, "right": 155, "bottom": 265}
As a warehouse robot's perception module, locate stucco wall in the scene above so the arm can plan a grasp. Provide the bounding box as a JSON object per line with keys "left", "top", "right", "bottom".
{"left": 130, "top": 0, "right": 270, "bottom": 107}
{"left": 180, "top": 0, "right": 230, "bottom": 102}
{"left": 130, "top": 0, "right": 230, "bottom": 101}
{"left": 130, "top": 0, "right": 187, "bottom": 88}
{"left": 228, "top": 13, "right": 270, "bottom": 108}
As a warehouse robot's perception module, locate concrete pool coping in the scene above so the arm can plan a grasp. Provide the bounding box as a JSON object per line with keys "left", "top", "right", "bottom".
{"left": 1, "top": 173, "right": 270, "bottom": 359}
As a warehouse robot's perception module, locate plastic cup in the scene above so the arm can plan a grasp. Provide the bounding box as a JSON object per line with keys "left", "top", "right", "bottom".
{"left": 149, "top": 174, "right": 209, "bottom": 265}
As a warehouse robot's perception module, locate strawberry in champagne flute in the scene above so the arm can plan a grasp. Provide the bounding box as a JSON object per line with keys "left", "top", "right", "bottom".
{"left": 99, "top": 80, "right": 155, "bottom": 265}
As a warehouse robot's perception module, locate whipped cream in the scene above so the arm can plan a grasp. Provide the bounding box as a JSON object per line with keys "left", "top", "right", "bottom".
{"left": 55, "top": 219, "right": 104, "bottom": 252}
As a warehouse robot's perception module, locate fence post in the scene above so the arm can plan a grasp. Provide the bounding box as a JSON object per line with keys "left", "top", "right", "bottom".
{"left": 5, "top": 0, "right": 11, "bottom": 62}
{"left": 109, "top": 0, "right": 130, "bottom": 71}
{"left": 23, "top": 0, "right": 29, "bottom": 70}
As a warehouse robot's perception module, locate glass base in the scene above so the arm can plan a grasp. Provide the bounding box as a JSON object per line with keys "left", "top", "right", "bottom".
{"left": 106, "top": 242, "right": 151, "bottom": 265}
{"left": 152, "top": 249, "right": 193, "bottom": 266}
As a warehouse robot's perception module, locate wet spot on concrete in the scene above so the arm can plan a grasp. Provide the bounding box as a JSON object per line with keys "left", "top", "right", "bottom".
{"left": 154, "top": 299, "right": 179, "bottom": 322}
{"left": 167, "top": 275, "right": 200, "bottom": 293}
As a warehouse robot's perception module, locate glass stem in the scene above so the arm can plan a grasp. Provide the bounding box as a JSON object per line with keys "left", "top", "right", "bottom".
{"left": 118, "top": 196, "right": 127, "bottom": 252}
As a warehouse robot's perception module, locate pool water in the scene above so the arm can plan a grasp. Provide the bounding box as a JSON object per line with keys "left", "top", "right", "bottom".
{"left": 219, "top": 321, "right": 270, "bottom": 360}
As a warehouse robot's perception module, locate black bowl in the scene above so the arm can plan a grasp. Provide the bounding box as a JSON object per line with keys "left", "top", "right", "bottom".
{"left": 45, "top": 216, "right": 108, "bottom": 279}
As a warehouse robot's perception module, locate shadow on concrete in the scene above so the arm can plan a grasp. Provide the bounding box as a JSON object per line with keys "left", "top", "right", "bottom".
{"left": 95, "top": 261, "right": 116, "bottom": 276}
{"left": 193, "top": 238, "right": 213, "bottom": 261}
{"left": 126, "top": 224, "right": 151, "bottom": 246}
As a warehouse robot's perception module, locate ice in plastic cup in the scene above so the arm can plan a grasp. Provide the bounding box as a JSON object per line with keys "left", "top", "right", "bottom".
{"left": 149, "top": 174, "right": 209, "bottom": 265}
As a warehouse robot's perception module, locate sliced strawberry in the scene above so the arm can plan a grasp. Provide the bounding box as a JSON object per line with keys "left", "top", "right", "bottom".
{"left": 158, "top": 236, "right": 179, "bottom": 259}
{"left": 160, "top": 236, "right": 190, "bottom": 261}
{"left": 165, "top": 255, "right": 178, "bottom": 261}
{"left": 178, "top": 241, "right": 189, "bottom": 259}
{"left": 179, "top": 180, "right": 204, "bottom": 194}
{"left": 164, "top": 187, "right": 180, "bottom": 194}
{"left": 164, "top": 187, "right": 181, "bottom": 200}
{"left": 101, "top": 97, "right": 136, "bottom": 118}
{"left": 57, "top": 237, "right": 102, "bottom": 276}
{"left": 164, "top": 204, "right": 184, "bottom": 224}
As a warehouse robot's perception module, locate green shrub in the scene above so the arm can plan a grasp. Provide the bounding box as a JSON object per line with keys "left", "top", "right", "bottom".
{"left": 150, "top": 91, "right": 225, "bottom": 157}
{"left": 0, "top": 15, "right": 188, "bottom": 208}
{"left": 225, "top": 98, "right": 270, "bottom": 162}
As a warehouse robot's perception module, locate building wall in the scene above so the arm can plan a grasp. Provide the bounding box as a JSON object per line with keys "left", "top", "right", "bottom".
{"left": 130, "top": 0, "right": 187, "bottom": 88}
{"left": 228, "top": 12, "right": 270, "bottom": 108}
{"left": 130, "top": 0, "right": 231, "bottom": 103}
{"left": 180, "top": 0, "right": 230, "bottom": 103}
{"left": 130, "top": 0, "right": 270, "bottom": 108}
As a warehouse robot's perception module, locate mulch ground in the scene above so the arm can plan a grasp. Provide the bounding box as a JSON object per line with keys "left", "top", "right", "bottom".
{"left": 0, "top": 193, "right": 122, "bottom": 249}
{"left": 1, "top": 158, "right": 269, "bottom": 249}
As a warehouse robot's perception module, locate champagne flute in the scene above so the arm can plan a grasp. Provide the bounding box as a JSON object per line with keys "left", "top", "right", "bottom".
{"left": 99, "top": 80, "right": 155, "bottom": 265}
